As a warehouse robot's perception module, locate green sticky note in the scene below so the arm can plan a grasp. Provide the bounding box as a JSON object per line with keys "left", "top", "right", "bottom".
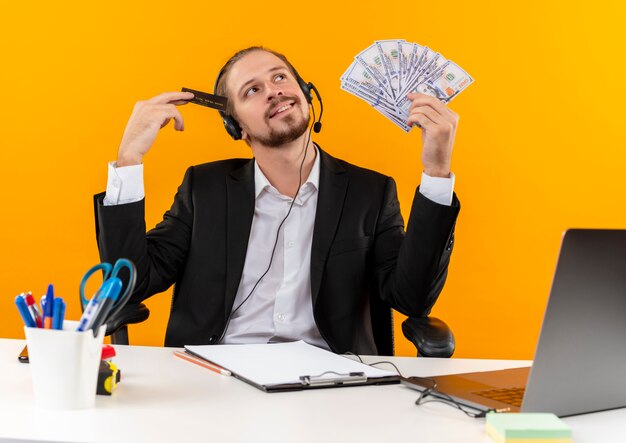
{"left": 486, "top": 412, "right": 572, "bottom": 440}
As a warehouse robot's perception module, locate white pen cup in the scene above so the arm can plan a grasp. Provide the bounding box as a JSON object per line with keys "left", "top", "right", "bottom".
{"left": 24, "top": 320, "right": 106, "bottom": 410}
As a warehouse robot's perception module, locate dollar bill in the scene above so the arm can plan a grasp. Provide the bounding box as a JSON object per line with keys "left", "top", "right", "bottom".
{"left": 341, "top": 61, "right": 394, "bottom": 108}
{"left": 416, "top": 61, "right": 474, "bottom": 103}
{"left": 375, "top": 39, "right": 403, "bottom": 99}
{"left": 354, "top": 44, "right": 395, "bottom": 101}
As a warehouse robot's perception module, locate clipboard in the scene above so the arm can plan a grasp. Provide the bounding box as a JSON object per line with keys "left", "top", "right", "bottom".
{"left": 184, "top": 341, "right": 400, "bottom": 393}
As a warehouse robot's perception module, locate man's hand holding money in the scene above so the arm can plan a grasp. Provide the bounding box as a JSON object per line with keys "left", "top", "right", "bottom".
{"left": 406, "top": 92, "right": 458, "bottom": 178}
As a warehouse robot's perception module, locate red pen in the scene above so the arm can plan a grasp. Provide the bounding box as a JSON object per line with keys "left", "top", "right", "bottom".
{"left": 24, "top": 292, "right": 43, "bottom": 328}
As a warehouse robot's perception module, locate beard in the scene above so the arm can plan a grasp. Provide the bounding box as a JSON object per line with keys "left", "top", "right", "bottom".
{"left": 246, "top": 96, "right": 310, "bottom": 148}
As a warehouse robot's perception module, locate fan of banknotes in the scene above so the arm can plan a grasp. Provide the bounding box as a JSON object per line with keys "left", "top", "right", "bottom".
{"left": 340, "top": 39, "right": 474, "bottom": 132}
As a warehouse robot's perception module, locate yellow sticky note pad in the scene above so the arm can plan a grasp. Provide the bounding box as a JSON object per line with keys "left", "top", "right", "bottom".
{"left": 485, "top": 413, "right": 572, "bottom": 443}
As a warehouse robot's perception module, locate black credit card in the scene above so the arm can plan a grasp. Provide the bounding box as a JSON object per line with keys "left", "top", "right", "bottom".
{"left": 181, "top": 87, "right": 228, "bottom": 111}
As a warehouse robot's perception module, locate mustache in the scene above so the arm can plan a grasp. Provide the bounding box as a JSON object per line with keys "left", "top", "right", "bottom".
{"left": 266, "top": 95, "right": 301, "bottom": 119}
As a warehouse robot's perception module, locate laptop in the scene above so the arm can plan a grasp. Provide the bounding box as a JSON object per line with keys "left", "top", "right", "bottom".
{"left": 402, "top": 229, "right": 626, "bottom": 417}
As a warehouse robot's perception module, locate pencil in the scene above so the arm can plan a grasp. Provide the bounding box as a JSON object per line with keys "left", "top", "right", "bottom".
{"left": 173, "top": 350, "right": 231, "bottom": 376}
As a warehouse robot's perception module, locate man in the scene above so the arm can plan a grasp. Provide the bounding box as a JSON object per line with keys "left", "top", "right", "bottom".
{"left": 94, "top": 46, "right": 460, "bottom": 355}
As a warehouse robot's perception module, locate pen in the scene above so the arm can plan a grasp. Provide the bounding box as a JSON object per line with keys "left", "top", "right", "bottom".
{"left": 76, "top": 277, "right": 121, "bottom": 333}
{"left": 173, "top": 350, "right": 232, "bottom": 376}
{"left": 59, "top": 299, "right": 66, "bottom": 330}
{"left": 40, "top": 294, "right": 47, "bottom": 326}
{"left": 24, "top": 292, "right": 43, "bottom": 328}
{"left": 15, "top": 295, "right": 36, "bottom": 328}
{"left": 52, "top": 298, "right": 64, "bottom": 330}
{"left": 88, "top": 278, "right": 122, "bottom": 335}
{"left": 76, "top": 296, "right": 101, "bottom": 332}
{"left": 44, "top": 284, "right": 54, "bottom": 329}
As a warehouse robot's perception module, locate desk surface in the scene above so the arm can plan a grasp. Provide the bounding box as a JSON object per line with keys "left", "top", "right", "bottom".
{"left": 0, "top": 338, "right": 623, "bottom": 443}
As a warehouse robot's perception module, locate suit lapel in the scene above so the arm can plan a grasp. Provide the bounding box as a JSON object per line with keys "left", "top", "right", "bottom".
{"left": 225, "top": 159, "right": 255, "bottom": 319}
{"left": 311, "top": 147, "right": 348, "bottom": 306}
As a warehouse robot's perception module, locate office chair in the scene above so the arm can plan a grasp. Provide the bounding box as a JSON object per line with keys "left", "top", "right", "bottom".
{"left": 369, "top": 291, "right": 455, "bottom": 358}
{"left": 106, "top": 303, "right": 150, "bottom": 345}
{"left": 107, "top": 300, "right": 454, "bottom": 357}
{"left": 400, "top": 316, "right": 455, "bottom": 357}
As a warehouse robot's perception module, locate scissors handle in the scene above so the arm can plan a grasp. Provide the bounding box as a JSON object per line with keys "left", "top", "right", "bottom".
{"left": 105, "top": 258, "right": 137, "bottom": 323}
{"left": 79, "top": 263, "right": 113, "bottom": 310}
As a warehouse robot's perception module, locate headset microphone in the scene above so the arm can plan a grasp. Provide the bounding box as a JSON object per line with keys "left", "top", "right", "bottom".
{"left": 308, "top": 82, "right": 323, "bottom": 133}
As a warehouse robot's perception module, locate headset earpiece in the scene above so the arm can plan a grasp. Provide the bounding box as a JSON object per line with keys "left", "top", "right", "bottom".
{"left": 215, "top": 68, "right": 244, "bottom": 140}
{"left": 293, "top": 69, "right": 313, "bottom": 104}
{"left": 221, "top": 114, "right": 243, "bottom": 141}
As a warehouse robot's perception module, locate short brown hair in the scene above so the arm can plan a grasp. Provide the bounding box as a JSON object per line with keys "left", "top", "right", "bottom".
{"left": 215, "top": 46, "right": 299, "bottom": 117}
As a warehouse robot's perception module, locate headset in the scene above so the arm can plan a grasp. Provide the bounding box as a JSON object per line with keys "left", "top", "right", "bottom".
{"left": 214, "top": 64, "right": 323, "bottom": 140}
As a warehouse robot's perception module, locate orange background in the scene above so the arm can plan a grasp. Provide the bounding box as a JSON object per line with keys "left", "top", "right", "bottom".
{"left": 1, "top": 1, "right": 625, "bottom": 359}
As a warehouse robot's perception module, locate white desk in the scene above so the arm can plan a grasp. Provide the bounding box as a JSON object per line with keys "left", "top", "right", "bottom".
{"left": 0, "top": 338, "right": 623, "bottom": 442}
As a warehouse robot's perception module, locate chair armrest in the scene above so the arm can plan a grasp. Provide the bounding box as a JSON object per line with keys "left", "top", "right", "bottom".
{"left": 105, "top": 303, "right": 150, "bottom": 337}
{"left": 401, "top": 316, "right": 455, "bottom": 358}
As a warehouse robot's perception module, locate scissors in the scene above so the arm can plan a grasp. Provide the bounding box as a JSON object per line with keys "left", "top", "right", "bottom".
{"left": 78, "top": 258, "right": 137, "bottom": 333}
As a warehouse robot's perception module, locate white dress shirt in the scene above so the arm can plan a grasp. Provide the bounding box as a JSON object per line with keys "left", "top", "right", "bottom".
{"left": 222, "top": 150, "right": 326, "bottom": 347}
{"left": 103, "top": 149, "right": 455, "bottom": 348}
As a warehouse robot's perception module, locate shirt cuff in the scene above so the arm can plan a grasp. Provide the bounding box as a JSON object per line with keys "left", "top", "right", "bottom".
{"left": 419, "top": 171, "right": 455, "bottom": 206}
{"left": 103, "top": 161, "right": 145, "bottom": 206}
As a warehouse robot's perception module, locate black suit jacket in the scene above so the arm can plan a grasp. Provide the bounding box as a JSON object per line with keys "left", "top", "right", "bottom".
{"left": 94, "top": 147, "right": 460, "bottom": 354}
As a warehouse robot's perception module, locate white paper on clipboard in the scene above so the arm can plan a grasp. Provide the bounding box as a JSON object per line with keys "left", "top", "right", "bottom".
{"left": 185, "top": 340, "right": 397, "bottom": 389}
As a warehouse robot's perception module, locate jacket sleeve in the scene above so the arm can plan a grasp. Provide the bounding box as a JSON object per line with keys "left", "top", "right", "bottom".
{"left": 371, "top": 177, "right": 460, "bottom": 317}
{"left": 93, "top": 166, "right": 195, "bottom": 304}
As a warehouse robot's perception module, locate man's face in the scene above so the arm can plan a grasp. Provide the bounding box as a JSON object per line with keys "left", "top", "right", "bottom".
{"left": 226, "top": 51, "right": 310, "bottom": 147}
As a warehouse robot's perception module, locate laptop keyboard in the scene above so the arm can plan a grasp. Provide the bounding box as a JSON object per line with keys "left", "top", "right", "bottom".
{"left": 471, "top": 387, "right": 525, "bottom": 407}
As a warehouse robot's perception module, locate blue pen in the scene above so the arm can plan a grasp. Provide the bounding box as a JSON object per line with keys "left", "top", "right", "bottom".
{"left": 52, "top": 298, "right": 64, "bottom": 330}
{"left": 15, "top": 295, "right": 37, "bottom": 328}
{"left": 44, "top": 284, "right": 54, "bottom": 329}
{"left": 76, "top": 279, "right": 121, "bottom": 333}
{"left": 76, "top": 296, "right": 101, "bottom": 332}
{"left": 88, "top": 278, "right": 123, "bottom": 335}
{"left": 59, "top": 300, "right": 66, "bottom": 330}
